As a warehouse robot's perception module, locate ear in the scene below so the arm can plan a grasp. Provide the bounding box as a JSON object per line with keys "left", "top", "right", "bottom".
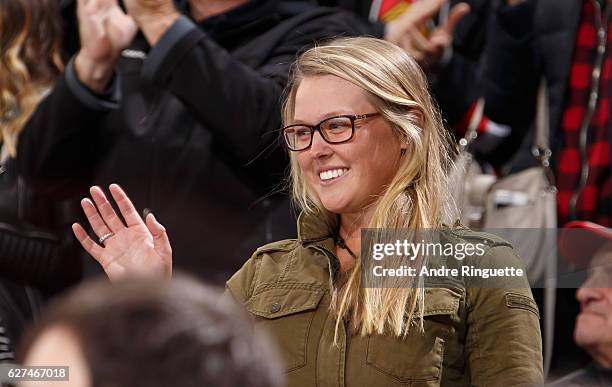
{"left": 398, "top": 134, "right": 409, "bottom": 151}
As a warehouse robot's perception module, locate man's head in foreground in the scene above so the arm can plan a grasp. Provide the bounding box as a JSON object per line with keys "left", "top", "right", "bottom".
{"left": 564, "top": 221, "right": 612, "bottom": 368}
{"left": 17, "top": 274, "right": 283, "bottom": 387}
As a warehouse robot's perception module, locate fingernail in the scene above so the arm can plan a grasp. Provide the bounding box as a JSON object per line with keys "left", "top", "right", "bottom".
{"left": 143, "top": 208, "right": 151, "bottom": 220}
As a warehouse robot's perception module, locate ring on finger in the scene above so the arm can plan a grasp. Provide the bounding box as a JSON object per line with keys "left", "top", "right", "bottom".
{"left": 99, "top": 232, "right": 115, "bottom": 246}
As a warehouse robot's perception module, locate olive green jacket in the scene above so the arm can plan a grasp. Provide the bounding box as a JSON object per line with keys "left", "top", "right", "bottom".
{"left": 226, "top": 213, "right": 544, "bottom": 387}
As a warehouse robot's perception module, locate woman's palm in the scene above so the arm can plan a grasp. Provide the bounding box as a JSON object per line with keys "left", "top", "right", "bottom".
{"left": 72, "top": 184, "right": 172, "bottom": 282}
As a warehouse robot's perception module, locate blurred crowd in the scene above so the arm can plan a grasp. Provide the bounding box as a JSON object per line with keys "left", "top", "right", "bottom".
{"left": 0, "top": 0, "right": 611, "bottom": 385}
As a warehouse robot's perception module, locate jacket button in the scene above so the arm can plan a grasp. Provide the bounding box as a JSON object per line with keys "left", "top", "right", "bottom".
{"left": 270, "top": 302, "right": 281, "bottom": 313}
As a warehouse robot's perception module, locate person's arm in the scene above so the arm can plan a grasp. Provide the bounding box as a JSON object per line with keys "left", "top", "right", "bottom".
{"left": 74, "top": 0, "right": 138, "bottom": 93}
{"left": 465, "top": 245, "right": 544, "bottom": 385}
{"left": 16, "top": 68, "right": 113, "bottom": 197}
{"left": 139, "top": 17, "right": 285, "bottom": 164}
{"left": 17, "top": 0, "right": 137, "bottom": 196}
{"left": 132, "top": 5, "right": 377, "bottom": 164}
{"left": 384, "top": 0, "right": 470, "bottom": 71}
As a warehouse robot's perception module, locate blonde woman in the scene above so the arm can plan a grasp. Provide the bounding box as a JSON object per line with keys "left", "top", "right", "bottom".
{"left": 73, "top": 37, "right": 543, "bottom": 386}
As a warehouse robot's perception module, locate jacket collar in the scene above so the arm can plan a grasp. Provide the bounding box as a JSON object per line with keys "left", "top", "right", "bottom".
{"left": 178, "top": 0, "right": 282, "bottom": 46}
{"left": 297, "top": 210, "right": 338, "bottom": 243}
{"left": 297, "top": 211, "right": 340, "bottom": 279}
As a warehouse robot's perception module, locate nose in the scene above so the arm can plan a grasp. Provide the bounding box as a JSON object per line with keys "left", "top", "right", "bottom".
{"left": 309, "top": 130, "right": 333, "bottom": 158}
{"left": 576, "top": 277, "right": 603, "bottom": 305}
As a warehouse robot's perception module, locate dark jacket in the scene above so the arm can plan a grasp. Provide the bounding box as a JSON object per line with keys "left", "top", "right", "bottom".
{"left": 0, "top": 279, "right": 43, "bottom": 364}
{"left": 226, "top": 212, "right": 544, "bottom": 386}
{"left": 0, "top": 155, "right": 81, "bottom": 293}
{"left": 17, "top": 0, "right": 374, "bottom": 282}
{"left": 482, "top": 0, "right": 612, "bottom": 172}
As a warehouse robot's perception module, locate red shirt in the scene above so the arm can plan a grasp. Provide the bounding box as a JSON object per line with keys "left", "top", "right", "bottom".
{"left": 557, "top": 0, "right": 612, "bottom": 227}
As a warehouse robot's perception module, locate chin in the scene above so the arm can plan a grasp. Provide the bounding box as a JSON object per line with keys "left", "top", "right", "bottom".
{"left": 320, "top": 201, "right": 349, "bottom": 214}
{"left": 575, "top": 331, "right": 600, "bottom": 348}
{"left": 574, "top": 315, "right": 603, "bottom": 346}
{"left": 318, "top": 195, "right": 356, "bottom": 214}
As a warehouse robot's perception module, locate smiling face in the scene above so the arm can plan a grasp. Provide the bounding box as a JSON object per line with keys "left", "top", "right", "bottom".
{"left": 574, "top": 246, "right": 612, "bottom": 354}
{"left": 292, "top": 75, "right": 405, "bottom": 215}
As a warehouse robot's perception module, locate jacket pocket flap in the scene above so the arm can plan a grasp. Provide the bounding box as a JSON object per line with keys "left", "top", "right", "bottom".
{"left": 245, "top": 285, "right": 325, "bottom": 319}
{"left": 423, "top": 288, "right": 462, "bottom": 316}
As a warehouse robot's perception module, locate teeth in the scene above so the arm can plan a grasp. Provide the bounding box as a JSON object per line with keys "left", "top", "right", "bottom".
{"left": 319, "top": 168, "right": 348, "bottom": 181}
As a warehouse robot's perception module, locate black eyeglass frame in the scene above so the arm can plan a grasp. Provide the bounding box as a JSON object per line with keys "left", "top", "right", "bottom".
{"left": 281, "top": 113, "right": 381, "bottom": 151}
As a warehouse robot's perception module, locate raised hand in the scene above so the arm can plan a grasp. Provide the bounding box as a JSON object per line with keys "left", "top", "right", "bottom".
{"left": 72, "top": 184, "right": 172, "bottom": 282}
{"left": 74, "top": 0, "right": 138, "bottom": 92}
{"left": 385, "top": 0, "right": 470, "bottom": 69}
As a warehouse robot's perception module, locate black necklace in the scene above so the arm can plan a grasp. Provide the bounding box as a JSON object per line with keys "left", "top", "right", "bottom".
{"left": 335, "top": 234, "right": 358, "bottom": 259}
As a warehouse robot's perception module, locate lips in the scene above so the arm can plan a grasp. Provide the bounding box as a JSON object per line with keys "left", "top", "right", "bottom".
{"left": 319, "top": 168, "right": 349, "bottom": 181}
{"left": 580, "top": 305, "right": 606, "bottom": 317}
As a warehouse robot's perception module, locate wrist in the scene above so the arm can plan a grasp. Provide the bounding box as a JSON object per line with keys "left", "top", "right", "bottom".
{"left": 74, "top": 52, "right": 116, "bottom": 93}
{"left": 384, "top": 21, "right": 402, "bottom": 45}
{"left": 137, "top": 11, "right": 180, "bottom": 46}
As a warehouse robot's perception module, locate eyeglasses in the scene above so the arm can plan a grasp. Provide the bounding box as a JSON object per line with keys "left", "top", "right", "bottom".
{"left": 282, "top": 113, "right": 381, "bottom": 151}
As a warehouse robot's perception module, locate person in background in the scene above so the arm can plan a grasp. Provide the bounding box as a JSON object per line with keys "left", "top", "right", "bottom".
{"left": 316, "top": 0, "right": 512, "bottom": 151}
{"left": 14, "top": 274, "right": 282, "bottom": 387}
{"left": 16, "top": 0, "right": 375, "bottom": 284}
{"left": 482, "top": 0, "right": 612, "bottom": 376}
{"left": 483, "top": 0, "right": 611, "bottom": 227}
{"left": 550, "top": 221, "right": 612, "bottom": 386}
{"left": 0, "top": 0, "right": 82, "bottom": 365}
{"left": 71, "top": 37, "right": 543, "bottom": 386}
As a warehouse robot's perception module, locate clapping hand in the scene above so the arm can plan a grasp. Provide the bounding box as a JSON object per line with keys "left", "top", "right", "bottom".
{"left": 74, "top": 0, "right": 138, "bottom": 92}
{"left": 72, "top": 184, "right": 172, "bottom": 282}
{"left": 385, "top": 0, "right": 470, "bottom": 69}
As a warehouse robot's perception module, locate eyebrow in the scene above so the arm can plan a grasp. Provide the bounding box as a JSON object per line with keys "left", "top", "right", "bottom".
{"left": 291, "top": 111, "right": 357, "bottom": 125}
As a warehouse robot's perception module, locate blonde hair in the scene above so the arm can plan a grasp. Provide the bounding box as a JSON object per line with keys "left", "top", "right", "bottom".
{"left": 282, "top": 37, "right": 455, "bottom": 338}
{"left": 0, "top": 0, "right": 63, "bottom": 158}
